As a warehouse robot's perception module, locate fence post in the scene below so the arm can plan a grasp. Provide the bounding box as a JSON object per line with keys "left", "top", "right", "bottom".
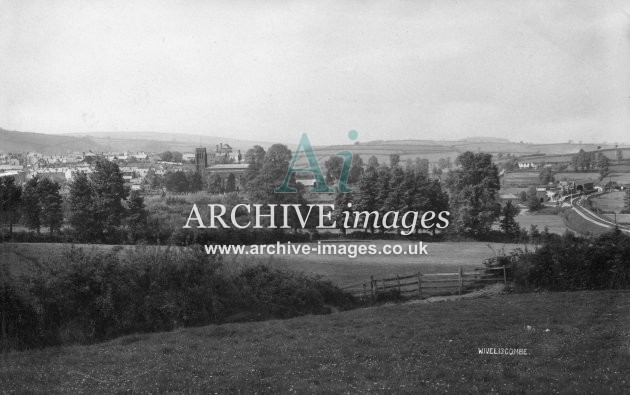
{"left": 417, "top": 272, "right": 422, "bottom": 299}
{"left": 458, "top": 266, "right": 463, "bottom": 295}
{"left": 503, "top": 266, "right": 507, "bottom": 284}
{"left": 397, "top": 274, "right": 401, "bottom": 293}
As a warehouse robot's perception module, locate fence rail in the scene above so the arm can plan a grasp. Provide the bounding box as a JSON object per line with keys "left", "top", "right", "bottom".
{"left": 341, "top": 266, "right": 507, "bottom": 300}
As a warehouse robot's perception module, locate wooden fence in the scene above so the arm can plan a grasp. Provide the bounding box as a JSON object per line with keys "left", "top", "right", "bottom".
{"left": 340, "top": 266, "right": 507, "bottom": 300}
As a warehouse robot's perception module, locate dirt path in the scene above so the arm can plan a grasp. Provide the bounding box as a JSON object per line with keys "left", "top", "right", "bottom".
{"left": 405, "top": 282, "right": 507, "bottom": 304}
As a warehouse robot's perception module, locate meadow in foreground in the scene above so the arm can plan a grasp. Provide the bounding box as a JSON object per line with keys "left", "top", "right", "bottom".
{"left": 2, "top": 290, "right": 628, "bottom": 393}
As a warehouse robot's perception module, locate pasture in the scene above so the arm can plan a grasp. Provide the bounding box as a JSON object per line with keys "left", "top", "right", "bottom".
{"left": 1, "top": 241, "right": 530, "bottom": 288}
{"left": 590, "top": 191, "right": 626, "bottom": 213}
{"left": 606, "top": 172, "right": 630, "bottom": 185}
{"left": 502, "top": 172, "right": 539, "bottom": 187}
{"left": 603, "top": 214, "right": 630, "bottom": 225}
{"left": 2, "top": 290, "right": 628, "bottom": 393}
{"left": 554, "top": 172, "right": 600, "bottom": 182}
{"left": 514, "top": 213, "right": 568, "bottom": 235}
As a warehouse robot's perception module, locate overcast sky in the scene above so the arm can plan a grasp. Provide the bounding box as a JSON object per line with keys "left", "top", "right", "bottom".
{"left": 1, "top": 0, "right": 629, "bottom": 145}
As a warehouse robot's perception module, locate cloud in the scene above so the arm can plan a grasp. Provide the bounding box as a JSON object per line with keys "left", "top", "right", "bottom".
{"left": 0, "top": 0, "right": 628, "bottom": 144}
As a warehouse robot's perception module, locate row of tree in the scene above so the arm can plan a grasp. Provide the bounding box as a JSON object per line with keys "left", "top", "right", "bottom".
{"left": 3, "top": 148, "right": 527, "bottom": 242}
{"left": 0, "top": 160, "right": 148, "bottom": 243}
{"left": 572, "top": 149, "right": 610, "bottom": 174}
{"left": 0, "top": 176, "right": 63, "bottom": 238}
{"left": 333, "top": 154, "right": 448, "bottom": 234}
{"left": 69, "top": 160, "right": 148, "bottom": 242}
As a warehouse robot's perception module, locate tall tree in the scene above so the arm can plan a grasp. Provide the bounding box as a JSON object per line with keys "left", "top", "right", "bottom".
{"left": 526, "top": 186, "right": 543, "bottom": 211}
{"left": 22, "top": 177, "right": 41, "bottom": 234}
{"left": 354, "top": 166, "right": 379, "bottom": 232}
{"left": 245, "top": 144, "right": 304, "bottom": 227}
{"left": 36, "top": 178, "right": 63, "bottom": 238}
{"left": 324, "top": 156, "right": 344, "bottom": 186}
{"left": 348, "top": 153, "right": 364, "bottom": 185}
{"left": 126, "top": 190, "right": 147, "bottom": 243}
{"left": 244, "top": 145, "right": 266, "bottom": 182}
{"left": 208, "top": 173, "right": 224, "bottom": 194}
{"left": 597, "top": 154, "right": 609, "bottom": 176}
{"left": 90, "top": 159, "right": 127, "bottom": 240}
{"left": 500, "top": 200, "right": 520, "bottom": 236}
{"left": 188, "top": 172, "right": 204, "bottom": 192}
{"left": 445, "top": 152, "right": 501, "bottom": 236}
{"left": 389, "top": 154, "right": 400, "bottom": 168}
{"left": 69, "top": 171, "right": 97, "bottom": 241}
{"left": 538, "top": 167, "right": 554, "bottom": 184}
{"left": 225, "top": 173, "right": 236, "bottom": 193}
{"left": 366, "top": 155, "right": 379, "bottom": 170}
{"left": 0, "top": 176, "right": 21, "bottom": 238}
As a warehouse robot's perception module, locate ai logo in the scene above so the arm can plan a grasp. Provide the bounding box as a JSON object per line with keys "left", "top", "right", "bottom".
{"left": 275, "top": 130, "right": 358, "bottom": 193}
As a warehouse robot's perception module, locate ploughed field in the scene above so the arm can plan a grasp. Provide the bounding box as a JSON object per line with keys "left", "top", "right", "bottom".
{"left": 2, "top": 290, "right": 628, "bottom": 393}
{"left": 1, "top": 241, "right": 529, "bottom": 287}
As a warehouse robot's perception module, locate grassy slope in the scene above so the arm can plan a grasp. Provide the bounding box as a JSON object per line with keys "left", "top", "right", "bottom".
{"left": 2, "top": 241, "right": 529, "bottom": 287}
{"left": 561, "top": 209, "right": 613, "bottom": 237}
{"left": 2, "top": 291, "right": 628, "bottom": 393}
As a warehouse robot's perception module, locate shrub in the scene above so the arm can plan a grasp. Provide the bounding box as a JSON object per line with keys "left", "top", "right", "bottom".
{"left": 490, "top": 229, "right": 630, "bottom": 291}
{"left": 2, "top": 246, "right": 355, "bottom": 350}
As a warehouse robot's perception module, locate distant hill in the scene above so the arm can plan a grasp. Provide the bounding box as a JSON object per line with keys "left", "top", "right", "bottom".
{"left": 2, "top": 127, "right": 623, "bottom": 163}
{"left": 461, "top": 136, "right": 511, "bottom": 143}
{"left": 0, "top": 128, "right": 105, "bottom": 154}
{"left": 63, "top": 131, "right": 276, "bottom": 153}
{"left": 313, "top": 139, "right": 617, "bottom": 164}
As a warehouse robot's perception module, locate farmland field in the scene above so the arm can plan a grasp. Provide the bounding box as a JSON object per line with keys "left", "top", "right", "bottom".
{"left": 502, "top": 171, "right": 539, "bottom": 187}
{"left": 1, "top": 241, "right": 530, "bottom": 287}
{"left": 603, "top": 214, "right": 630, "bottom": 225}
{"left": 590, "top": 191, "right": 626, "bottom": 213}
{"left": 606, "top": 172, "right": 630, "bottom": 185}
{"left": 554, "top": 172, "right": 601, "bottom": 182}
{"left": 2, "top": 290, "right": 628, "bottom": 393}
{"left": 514, "top": 212, "right": 568, "bottom": 235}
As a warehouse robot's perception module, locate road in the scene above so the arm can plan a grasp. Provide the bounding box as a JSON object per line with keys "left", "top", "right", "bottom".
{"left": 570, "top": 193, "right": 630, "bottom": 235}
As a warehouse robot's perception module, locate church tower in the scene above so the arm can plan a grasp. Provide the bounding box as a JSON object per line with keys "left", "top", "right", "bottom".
{"left": 195, "top": 147, "right": 207, "bottom": 173}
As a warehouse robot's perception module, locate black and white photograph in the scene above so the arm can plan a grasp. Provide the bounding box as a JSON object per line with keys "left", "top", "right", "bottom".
{"left": 1, "top": 0, "right": 629, "bottom": 393}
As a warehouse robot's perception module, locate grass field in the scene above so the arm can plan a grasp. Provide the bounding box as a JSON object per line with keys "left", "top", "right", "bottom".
{"left": 561, "top": 209, "right": 612, "bottom": 237}
{"left": 591, "top": 191, "right": 626, "bottom": 213}
{"left": 502, "top": 172, "right": 539, "bottom": 187}
{"left": 2, "top": 290, "right": 628, "bottom": 393}
{"left": 1, "top": 241, "right": 530, "bottom": 288}
{"left": 607, "top": 172, "right": 630, "bottom": 185}
{"left": 514, "top": 212, "right": 568, "bottom": 235}
{"left": 554, "top": 172, "right": 601, "bottom": 182}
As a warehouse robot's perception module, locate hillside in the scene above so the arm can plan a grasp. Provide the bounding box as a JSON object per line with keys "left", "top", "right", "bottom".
{"left": 2, "top": 290, "right": 628, "bottom": 392}
{"left": 0, "top": 128, "right": 105, "bottom": 154}
{"left": 3, "top": 127, "right": 626, "bottom": 161}
{"left": 63, "top": 131, "right": 276, "bottom": 153}
{"left": 313, "top": 139, "right": 617, "bottom": 164}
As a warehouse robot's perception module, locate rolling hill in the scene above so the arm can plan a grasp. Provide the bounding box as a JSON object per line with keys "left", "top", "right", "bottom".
{"left": 63, "top": 131, "right": 276, "bottom": 153}
{"left": 0, "top": 128, "right": 105, "bottom": 154}
{"left": 2, "top": 127, "right": 625, "bottom": 163}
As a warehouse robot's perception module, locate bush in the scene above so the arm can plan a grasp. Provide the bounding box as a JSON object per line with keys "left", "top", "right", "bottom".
{"left": 489, "top": 229, "right": 630, "bottom": 291}
{"left": 2, "top": 246, "right": 355, "bottom": 350}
